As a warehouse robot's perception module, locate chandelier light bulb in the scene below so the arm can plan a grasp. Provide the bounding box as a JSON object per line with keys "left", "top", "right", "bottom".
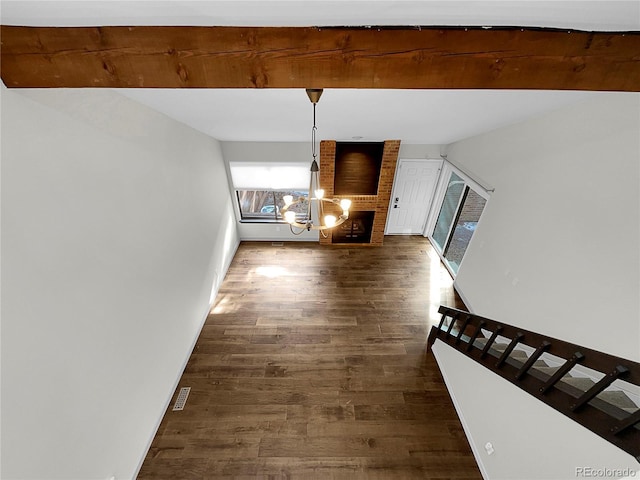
{"left": 324, "top": 215, "right": 337, "bottom": 227}
{"left": 283, "top": 195, "right": 293, "bottom": 206}
{"left": 340, "top": 199, "right": 352, "bottom": 211}
{"left": 315, "top": 189, "right": 324, "bottom": 199}
{"left": 284, "top": 210, "right": 297, "bottom": 224}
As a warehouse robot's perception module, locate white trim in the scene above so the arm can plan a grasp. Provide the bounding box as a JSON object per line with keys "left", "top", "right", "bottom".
{"left": 440, "top": 154, "right": 495, "bottom": 194}
{"left": 133, "top": 238, "right": 241, "bottom": 479}
{"left": 133, "top": 302, "right": 213, "bottom": 478}
{"left": 432, "top": 340, "right": 489, "bottom": 480}
{"left": 384, "top": 159, "right": 402, "bottom": 235}
{"left": 453, "top": 279, "right": 474, "bottom": 312}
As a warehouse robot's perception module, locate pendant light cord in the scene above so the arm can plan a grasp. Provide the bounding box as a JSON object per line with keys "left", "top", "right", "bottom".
{"left": 311, "top": 102, "right": 317, "bottom": 161}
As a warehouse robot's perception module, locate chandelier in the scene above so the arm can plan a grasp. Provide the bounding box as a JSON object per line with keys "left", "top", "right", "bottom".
{"left": 281, "top": 89, "right": 352, "bottom": 236}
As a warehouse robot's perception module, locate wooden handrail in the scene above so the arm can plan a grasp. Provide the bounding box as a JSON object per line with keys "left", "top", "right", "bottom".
{"left": 428, "top": 305, "right": 640, "bottom": 462}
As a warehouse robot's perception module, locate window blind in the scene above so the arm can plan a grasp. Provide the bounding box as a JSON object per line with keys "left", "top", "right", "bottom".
{"left": 229, "top": 162, "right": 309, "bottom": 190}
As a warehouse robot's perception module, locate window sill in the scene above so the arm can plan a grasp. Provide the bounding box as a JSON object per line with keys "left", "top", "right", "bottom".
{"left": 239, "top": 219, "right": 288, "bottom": 224}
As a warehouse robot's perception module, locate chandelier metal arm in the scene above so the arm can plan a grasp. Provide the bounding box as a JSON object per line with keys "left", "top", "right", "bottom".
{"left": 281, "top": 196, "right": 350, "bottom": 231}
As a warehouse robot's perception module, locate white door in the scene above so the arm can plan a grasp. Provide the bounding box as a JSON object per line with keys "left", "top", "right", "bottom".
{"left": 385, "top": 159, "right": 442, "bottom": 234}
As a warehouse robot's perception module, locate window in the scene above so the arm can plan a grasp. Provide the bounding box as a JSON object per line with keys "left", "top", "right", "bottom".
{"left": 443, "top": 187, "right": 487, "bottom": 273}
{"left": 432, "top": 172, "right": 465, "bottom": 252}
{"left": 429, "top": 166, "right": 489, "bottom": 275}
{"left": 236, "top": 190, "right": 308, "bottom": 222}
{"left": 229, "top": 162, "right": 311, "bottom": 223}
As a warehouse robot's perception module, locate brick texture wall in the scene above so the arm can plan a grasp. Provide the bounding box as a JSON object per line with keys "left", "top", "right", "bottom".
{"left": 457, "top": 189, "right": 487, "bottom": 224}
{"left": 319, "top": 139, "right": 400, "bottom": 246}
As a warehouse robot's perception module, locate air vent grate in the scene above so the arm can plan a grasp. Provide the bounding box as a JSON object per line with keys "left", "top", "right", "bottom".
{"left": 172, "top": 387, "right": 191, "bottom": 411}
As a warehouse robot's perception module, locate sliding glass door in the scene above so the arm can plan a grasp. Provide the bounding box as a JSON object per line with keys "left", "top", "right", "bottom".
{"left": 443, "top": 188, "right": 487, "bottom": 273}
{"left": 429, "top": 167, "right": 488, "bottom": 275}
{"left": 432, "top": 172, "right": 465, "bottom": 252}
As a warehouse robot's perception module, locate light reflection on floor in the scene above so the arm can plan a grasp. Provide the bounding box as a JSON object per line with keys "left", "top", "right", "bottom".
{"left": 255, "top": 265, "right": 290, "bottom": 278}
{"left": 427, "top": 243, "right": 455, "bottom": 326}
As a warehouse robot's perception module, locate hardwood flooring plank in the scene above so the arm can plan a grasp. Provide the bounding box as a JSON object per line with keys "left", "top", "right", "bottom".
{"left": 344, "top": 376, "right": 428, "bottom": 392}
{"left": 264, "top": 366, "right": 348, "bottom": 379}
{"left": 337, "top": 391, "right": 405, "bottom": 406}
{"left": 345, "top": 353, "right": 427, "bottom": 368}
{"left": 222, "top": 326, "right": 279, "bottom": 336}
{"left": 144, "top": 436, "right": 186, "bottom": 460}
{"left": 182, "top": 365, "right": 267, "bottom": 378}
{"left": 250, "top": 333, "right": 332, "bottom": 344}
{"left": 206, "top": 457, "right": 366, "bottom": 478}
{"left": 201, "top": 390, "right": 341, "bottom": 406}
{"left": 353, "top": 404, "right": 461, "bottom": 422}
{"left": 137, "top": 458, "right": 209, "bottom": 479}
{"left": 183, "top": 377, "right": 349, "bottom": 392}
{"left": 276, "top": 325, "right": 381, "bottom": 336}
{"left": 183, "top": 435, "right": 261, "bottom": 459}
{"left": 138, "top": 236, "right": 480, "bottom": 480}
{"left": 211, "top": 404, "right": 288, "bottom": 422}
{"left": 286, "top": 405, "right": 356, "bottom": 423}
{"left": 258, "top": 436, "right": 409, "bottom": 458}
{"left": 256, "top": 315, "right": 358, "bottom": 326}
{"left": 307, "top": 420, "right": 460, "bottom": 438}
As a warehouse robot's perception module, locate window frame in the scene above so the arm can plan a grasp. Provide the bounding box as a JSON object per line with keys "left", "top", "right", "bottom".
{"left": 426, "top": 162, "right": 490, "bottom": 278}
{"left": 235, "top": 189, "right": 310, "bottom": 224}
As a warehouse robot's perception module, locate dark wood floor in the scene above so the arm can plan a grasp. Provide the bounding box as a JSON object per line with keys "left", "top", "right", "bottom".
{"left": 138, "top": 235, "right": 482, "bottom": 479}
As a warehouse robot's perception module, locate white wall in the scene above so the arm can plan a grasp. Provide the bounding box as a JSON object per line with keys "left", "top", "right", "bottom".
{"left": 431, "top": 94, "right": 640, "bottom": 479}
{"left": 433, "top": 341, "right": 640, "bottom": 480}
{"left": 1, "top": 87, "right": 240, "bottom": 479}
{"left": 446, "top": 93, "right": 640, "bottom": 361}
{"left": 398, "top": 143, "right": 443, "bottom": 160}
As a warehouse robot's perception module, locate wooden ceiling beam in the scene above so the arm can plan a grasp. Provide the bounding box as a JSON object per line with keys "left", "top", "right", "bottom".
{"left": 1, "top": 25, "right": 639, "bottom": 91}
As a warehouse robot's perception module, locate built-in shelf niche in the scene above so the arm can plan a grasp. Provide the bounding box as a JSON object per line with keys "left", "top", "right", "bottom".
{"left": 334, "top": 142, "right": 384, "bottom": 195}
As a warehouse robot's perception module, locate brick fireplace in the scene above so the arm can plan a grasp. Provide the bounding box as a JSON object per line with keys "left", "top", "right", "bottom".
{"left": 319, "top": 139, "right": 400, "bottom": 246}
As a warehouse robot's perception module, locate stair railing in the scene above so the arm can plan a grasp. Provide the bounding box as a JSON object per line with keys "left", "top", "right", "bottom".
{"left": 428, "top": 305, "right": 640, "bottom": 462}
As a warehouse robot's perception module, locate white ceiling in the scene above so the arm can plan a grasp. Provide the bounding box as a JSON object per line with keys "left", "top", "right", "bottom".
{"left": 2, "top": 1, "right": 638, "bottom": 144}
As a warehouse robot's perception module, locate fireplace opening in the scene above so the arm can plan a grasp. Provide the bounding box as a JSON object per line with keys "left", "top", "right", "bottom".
{"left": 331, "top": 211, "right": 375, "bottom": 244}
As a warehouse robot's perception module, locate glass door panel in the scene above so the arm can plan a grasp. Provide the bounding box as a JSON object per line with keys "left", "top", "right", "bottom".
{"left": 443, "top": 188, "right": 487, "bottom": 273}
{"left": 432, "top": 172, "right": 465, "bottom": 251}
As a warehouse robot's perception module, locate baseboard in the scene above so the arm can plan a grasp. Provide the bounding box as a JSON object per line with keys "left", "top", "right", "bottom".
{"left": 133, "top": 239, "right": 240, "bottom": 479}
{"left": 132, "top": 299, "right": 213, "bottom": 479}
{"left": 453, "top": 279, "right": 475, "bottom": 313}
{"left": 432, "top": 340, "right": 490, "bottom": 480}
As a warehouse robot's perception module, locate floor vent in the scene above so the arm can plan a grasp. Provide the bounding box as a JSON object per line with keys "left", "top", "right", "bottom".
{"left": 172, "top": 387, "right": 191, "bottom": 411}
{"left": 272, "top": 242, "right": 284, "bottom": 247}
